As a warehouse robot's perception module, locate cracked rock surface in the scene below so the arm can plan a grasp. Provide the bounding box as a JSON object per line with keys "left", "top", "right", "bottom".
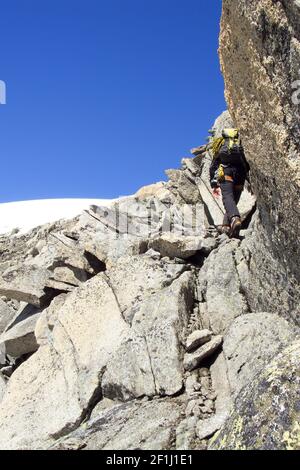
{"left": 219, "top": 0, "right": 300, "bottom": 326}
{"left": 0, "top": 108, "right": 299, "bottom": 450}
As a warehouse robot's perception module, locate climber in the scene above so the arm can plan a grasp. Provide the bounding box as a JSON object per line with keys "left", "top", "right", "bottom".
{"left": 209, "top": 128, "right": 250, "bottom": 238}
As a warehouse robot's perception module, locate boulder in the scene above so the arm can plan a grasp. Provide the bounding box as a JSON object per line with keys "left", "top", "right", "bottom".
{"left": 199, "top": 237, "right": 218, "bottom": 256}
{"left": 135, "top": 182, "right": 171, "bottom": 201}
{"left": 165, "top": 169, "right": 201, "bottom": 205}
{"left": 88, "top": 199, "right": 159, "bottom": 239}
{"left": 0, "top": 265, "right": 51, "bottom": 307}
{"left": 149, "top": 235, "right": 202, "bottom": 260}
{"left": 82, "top": 236, "right": 147, "bottom": 269}
{"left": 185, "top": 329, "right": 212, "bottom": 353}
{"left": 0, "top": 303, "right": 42, "bottom": 358}
{"left": 197, "top": 414, "right": 226, "bottom": 441}
{"left": 0, "top": 274, "right": 130, "bottom": 449}
{"left": 223, "top": 312, "right": 296, "bottom": 396}
{"left": 51, "top": 398, "right": 183, "bottom": 450}
{"left": 0, "top": 252, "right": 191, "bottom": 449}
{"left": 102, "top": 272, "right": 194, "bottom": 401}
{"left": 184, "top": 335, "right": 223, "bottom": 372}
{"left": 31, "top": 231, "right": 95, "bottom": 276}
{"left": 103, "top": 254, "right": 188, "bottom": 321}
{"left": 236, "top": 188, "right": 256, "bottom": 222}
{"left": 210, "top": 340, "right": 300, "bottom": 450}
{"left": 0, "top": 244, "right": 85, "bottom": 308}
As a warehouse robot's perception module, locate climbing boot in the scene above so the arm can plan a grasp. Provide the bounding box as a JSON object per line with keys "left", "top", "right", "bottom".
{"left": 216, "top": 224, "right": 230, "bottom": 236}
{"left": 229, "top": 216, "right": 242, "bottom": 238}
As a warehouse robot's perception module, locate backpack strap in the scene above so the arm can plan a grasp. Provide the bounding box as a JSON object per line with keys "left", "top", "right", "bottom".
{"left": 210, "top": 137, "right": 225, "bottom": 158}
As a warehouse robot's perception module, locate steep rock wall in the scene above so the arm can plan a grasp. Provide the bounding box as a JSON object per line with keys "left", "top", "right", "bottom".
{"left": 219, "top": 0, "right": 300, "bottom": 324}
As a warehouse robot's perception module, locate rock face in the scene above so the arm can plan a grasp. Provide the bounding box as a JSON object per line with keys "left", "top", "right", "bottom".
{"left": 1, "top": 105, "right": 298, "bottom": 449}
{"left": 0, "top": 265, "right": 52, "bottom": 308}
{"left": 1, "top": 6, "right": 300, "bottom": 446}
{"left": 210, "top": 341, "right": 300, "bottom": 450}
{"left": 0, "top": 303, "right": 41, "bottom": 358}
{"left": 102, "top": 272, "right": 193, "bottom": 401}
{"left": 52, "top": 398, "right": 184, "bottom": 450}
{"left": 0, "top": 274, "right": 130, "bottom": 449}
{"left": 222, "top": 313, "right": 296, "bottom": 396}
{"left": 196, "top": 237, "right": 249, "bottom": 335}
{"left": 0, "top": 106, "right": 298, "bottom": 450}
{"left": 219, "top": 0, "right": 300, "bottom": 325}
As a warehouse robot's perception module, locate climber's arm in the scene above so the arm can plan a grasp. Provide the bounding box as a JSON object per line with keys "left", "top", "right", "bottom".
{"left": 209, "top": 157, "right": 220, "bottom": 188}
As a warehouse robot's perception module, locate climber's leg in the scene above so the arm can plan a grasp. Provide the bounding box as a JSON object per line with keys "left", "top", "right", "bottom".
{"left": 220, "top": 179, "right": 242, "bottom": 238}
{"left": 232, "top": 185, "right": 244, "bottom": 217}
{"left": 220, "top": 180, "right": 241, "bottom": 221}
{"left": 222, "top": 212, "right": 230, "bottom": 226}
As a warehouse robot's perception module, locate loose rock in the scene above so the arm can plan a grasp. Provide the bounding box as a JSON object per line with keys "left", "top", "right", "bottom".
{"left": 186, "top": 329, "right": 212, "bottom": 352}
{"left": 184, "top": 336, "right": 223, "bottom": 372}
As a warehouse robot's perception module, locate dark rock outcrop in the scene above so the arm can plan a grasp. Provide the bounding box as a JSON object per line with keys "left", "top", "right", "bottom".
{"left": 210, "top": 340, "right": 300, "bottom": 450}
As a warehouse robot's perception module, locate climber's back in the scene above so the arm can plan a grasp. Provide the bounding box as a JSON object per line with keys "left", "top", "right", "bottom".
{"left": 209, "top": 128, "right": 250, "bottom": 238}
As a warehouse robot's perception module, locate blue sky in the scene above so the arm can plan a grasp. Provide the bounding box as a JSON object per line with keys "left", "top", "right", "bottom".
{"left": 0, "top": 0, "right": 225, "bottom": 202}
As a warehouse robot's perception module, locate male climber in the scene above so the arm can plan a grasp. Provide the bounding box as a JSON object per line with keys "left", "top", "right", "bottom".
{"left": 209, "top": 128, "right": 250, "bottom": 238}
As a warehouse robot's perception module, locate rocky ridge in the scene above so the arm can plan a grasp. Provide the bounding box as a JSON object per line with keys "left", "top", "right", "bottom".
{"left": 0, "top": 109, "right": 298, "bottom": 450}
{"left": 1, "top": 0, "right": 300, "bottom": 449}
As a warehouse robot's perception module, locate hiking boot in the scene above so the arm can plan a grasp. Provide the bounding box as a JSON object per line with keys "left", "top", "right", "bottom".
{"left": 229, "top": 216, "right": 242, "bottom": 238}
{"left": 216, "top": 224, "right": 230, "bottom": 236}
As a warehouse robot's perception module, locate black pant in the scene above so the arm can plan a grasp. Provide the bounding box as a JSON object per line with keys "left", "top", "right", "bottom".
{"left": 219, "top": 165, "right": 246, "bottom": 225}
{"left": 220, "top": 181, "right": 243, "bottom": 225}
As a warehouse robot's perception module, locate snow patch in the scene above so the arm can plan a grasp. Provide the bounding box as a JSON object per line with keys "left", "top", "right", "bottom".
{"left": 0, "top": 198, "right": 114, "bottom": 235}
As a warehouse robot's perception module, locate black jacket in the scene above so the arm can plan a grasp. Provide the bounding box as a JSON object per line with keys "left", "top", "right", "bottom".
{"left": 209, "top": 146, "right": 250, "bottom": 188}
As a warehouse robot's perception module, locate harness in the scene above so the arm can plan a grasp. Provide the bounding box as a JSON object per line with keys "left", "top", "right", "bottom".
{"left": 218, "top": 165, "right": 244, "bottom": 189}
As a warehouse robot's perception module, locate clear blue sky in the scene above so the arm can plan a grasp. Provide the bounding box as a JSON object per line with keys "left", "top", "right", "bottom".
{"left": 0, "top": 0, "right": 225, "bottom": 202}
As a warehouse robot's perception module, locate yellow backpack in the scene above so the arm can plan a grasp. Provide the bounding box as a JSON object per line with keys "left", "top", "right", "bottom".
{"left": 210, "top": 128, "right": 241, "bottom": 158}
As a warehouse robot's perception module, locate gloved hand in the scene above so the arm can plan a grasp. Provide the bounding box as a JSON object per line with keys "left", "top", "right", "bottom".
{"left": 210, "top": 178, "right": 218, "bottom": 189}
{"left": 213, "top": 187, "right": 221, "bottom": 197}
